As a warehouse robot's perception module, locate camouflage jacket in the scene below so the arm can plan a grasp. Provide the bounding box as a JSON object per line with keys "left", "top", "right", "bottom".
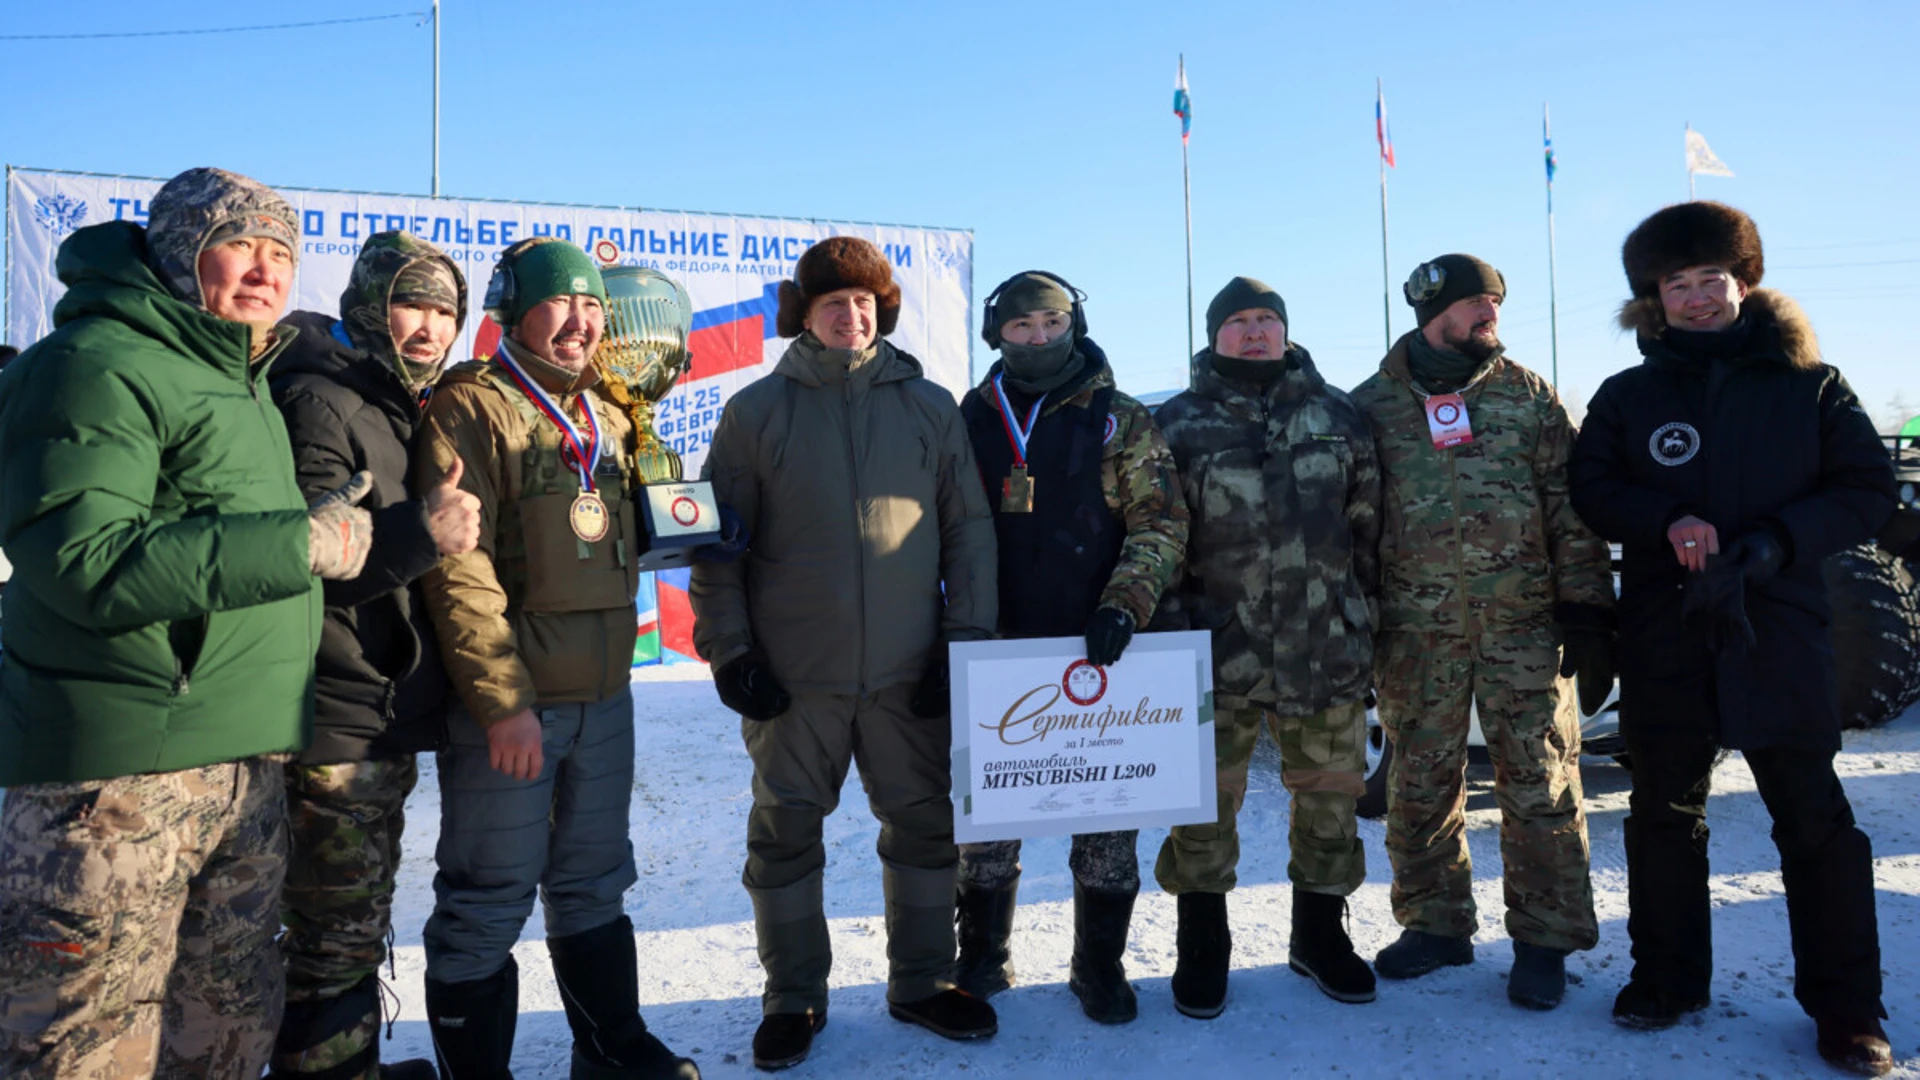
{"left": 958, "top": 355, "right": 1188, "bottom": 630}
{"left": 1349, "top": 333, "right": 1612, "bottom": 637}
{"left": 1155, "top": 346, "right": 1381, "bottom": 714}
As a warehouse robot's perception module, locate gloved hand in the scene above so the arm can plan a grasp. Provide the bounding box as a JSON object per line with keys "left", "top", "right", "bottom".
{"left": 694, "top": 502, "right": 750, "bottom": 564}
{"left": 910, "top": 647, "right": 951, "bottom": 720}
{"left": 714, "top": 650, "right": 791, "bottom": 722}
{"left": 1555, "top": 602, "right": 1617, "bottom": 717}
{"left": 1724, "top": 529, "right": 1788, "bottom": 581}
{"left": 1683, "top": 556, "right": 1756, "bottom": 657}
{"left": 1084, "top": 607, "right": 1136, "bottom": 668}
{"left": 307, "top": 471, "right": 376, "bottom": 580}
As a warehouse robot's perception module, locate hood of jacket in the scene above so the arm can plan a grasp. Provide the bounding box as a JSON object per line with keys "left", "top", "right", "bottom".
{"left": 338, "top": 232, "right": 468, "bottom": 390}
{"left": 774, "top": 332, "right": 924, "bottom": 389}
{"left": 1619, "top": 287, "right": 1822, "bottom": 372}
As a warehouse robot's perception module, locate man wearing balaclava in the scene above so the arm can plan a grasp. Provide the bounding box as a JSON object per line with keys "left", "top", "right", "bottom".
{"left": 1152, "top": 277, "right": 1383, "bottom": 1018}
{"left": 0, "top": 166, "right": 373, "bottom": 1077}
{"left": 1350, "top": 254, "right": 1613, "bottom": 1012}
{"left": 951, "top": 271, "right": 1188, "bottom": 1025}
{"left": 267, "top": 231, "right": 481, "bottom": 1080}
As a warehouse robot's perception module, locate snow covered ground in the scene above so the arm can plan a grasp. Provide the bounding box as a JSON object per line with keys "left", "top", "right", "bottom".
{"left": 360, "top": 668, "right": 1920, "bottom": 1079}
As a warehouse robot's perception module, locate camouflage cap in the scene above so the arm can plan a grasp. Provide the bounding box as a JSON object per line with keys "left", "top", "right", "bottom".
{"left": 145, "top": 167, "right": 300, "bottom": 306}
{"left": 340, "top": 231, "right": 468, "bottom": 391}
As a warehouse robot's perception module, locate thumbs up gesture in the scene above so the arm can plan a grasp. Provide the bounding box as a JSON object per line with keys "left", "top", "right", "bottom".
{"left": 307, "top": 470, "right": 376, "bottom": 580}
{"left": 426, "top": 455, "right": 483, "bottom": 556}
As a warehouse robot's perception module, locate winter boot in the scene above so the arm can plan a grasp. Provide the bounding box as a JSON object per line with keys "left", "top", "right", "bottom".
{"left": 1171, "top": 892, "right": 1230, "bottom": 1019}
{"left": 547, "top": 916, "right": 701, "bottom": 1080}
{"left": 1286, "top": 889, "right": 1376, "bottom": 1004}
{"left": 425, "top": 958, "right": 519, "bottom": 1080}
{"left": 751, "top": 1009, "right": 826, "bottom": 1072}
{"left": 888, "top": 989, "right": 998, "bottom": 1040}
{"left": 1507, "top": 941, "right": 1570, "bottom": 1010}
{"left": 953, "top": 878, "right": 1019, "bottom": 998}
{"left": 1068, "top": 884, "right": 1138, "bottom": 1024}
{"left": 1373, "top": 929, "right": 1473, "bottom": 980}
{"left": 1610, "top": 980, "right": 1709, "bottom": 1031}
{"left": 272, "top": 973, "right": 436, "bottom": 1080}
{"left": 379, "top": 1062, "right": 440, "bottom": 1080}
{"left": 1816, "top": 1016, "right": 1894, "bottom": 1077}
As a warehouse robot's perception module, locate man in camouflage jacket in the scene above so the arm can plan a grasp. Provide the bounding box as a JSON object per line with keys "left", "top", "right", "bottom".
{"left": 1152, "top": 277, "right": 1383, "bottom": 1016}
{"left": 1349, "top": 254, "right": 1614, "bottom": 1011}
{"left": 952, "top": 271, "right": 1187, "bottom": 1025}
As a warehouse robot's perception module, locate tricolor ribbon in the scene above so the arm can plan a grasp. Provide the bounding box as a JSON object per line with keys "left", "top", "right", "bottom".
{"left": 494, "top": 344, "right": 603, "bottom": 492}
{"left": 992, "top": 373, "right": 1044, "bottom": 468}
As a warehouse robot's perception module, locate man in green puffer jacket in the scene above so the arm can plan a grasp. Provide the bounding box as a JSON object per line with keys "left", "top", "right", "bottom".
{"left": 0, "top": 167, "right": 372, "bottom": 1079}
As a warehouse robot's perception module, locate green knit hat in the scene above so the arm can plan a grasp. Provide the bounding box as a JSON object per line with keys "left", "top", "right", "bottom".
{"left": 1206, "top": 276, "right": 1288, "bottom": 350}
{"left": 483, "top": 238, "right": 608, "bottom": 329}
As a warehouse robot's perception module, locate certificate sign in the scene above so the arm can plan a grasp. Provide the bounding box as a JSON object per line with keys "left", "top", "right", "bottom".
{"left": 951, "top": 631, "right": 1216, "bottom": 843}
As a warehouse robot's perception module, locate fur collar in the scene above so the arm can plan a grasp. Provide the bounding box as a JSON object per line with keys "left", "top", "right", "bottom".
{"left": 1617, "top": 287, "right": 1822, "bottom": 371}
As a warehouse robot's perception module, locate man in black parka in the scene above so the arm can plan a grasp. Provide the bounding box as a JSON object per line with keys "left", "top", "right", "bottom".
{"left": 269, "top": 231, "right": 481, "bottom": 1080}
{"left": 1569, "top": 202, "right": 1896, "bottom": 1076}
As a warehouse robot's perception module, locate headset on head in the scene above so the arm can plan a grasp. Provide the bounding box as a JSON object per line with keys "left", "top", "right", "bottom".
{"left": 482, "top": 249, "right": 524, "bottom": 327}
{"left": 1403, "top": 261, "right": 1447, "bottom": 306}
{"left": 981, "top": 270, "right": 1088, "bottom": 349}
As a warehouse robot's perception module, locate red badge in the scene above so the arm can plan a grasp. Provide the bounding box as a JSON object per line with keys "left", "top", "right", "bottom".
{"left": 1424, "top": 393, "right": 1474, "bottom": 449}
{"left": 1063, "top": 659, "right": 1108, "bottom": 706}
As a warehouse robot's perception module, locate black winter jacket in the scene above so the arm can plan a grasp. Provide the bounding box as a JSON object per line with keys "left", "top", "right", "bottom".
{"left": 271, "top": 310, "right": 449, "bottom": 763}
{"left": 1568, "top": 290, "right": 1894, "bottom": 751}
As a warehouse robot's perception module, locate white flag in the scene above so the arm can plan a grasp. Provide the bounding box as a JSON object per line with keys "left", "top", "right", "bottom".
{"left": 1685, "top": 129, "right": 1734, "bottom": 177}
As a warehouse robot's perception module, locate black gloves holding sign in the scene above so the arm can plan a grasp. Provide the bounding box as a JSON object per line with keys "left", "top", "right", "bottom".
{"left": 1555, "top": 603, "right": 1617, "bottom": 717}
{"left": 1084, "top": 607, "right": 1136, "bottom": 668}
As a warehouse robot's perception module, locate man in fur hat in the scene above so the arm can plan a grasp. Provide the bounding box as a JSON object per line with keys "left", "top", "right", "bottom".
{"left": 1570, "top": 202, "right": 1896, "bottom": 1074}
{"left": 691, "top": 236, "right": 1000, "bottom": 1068}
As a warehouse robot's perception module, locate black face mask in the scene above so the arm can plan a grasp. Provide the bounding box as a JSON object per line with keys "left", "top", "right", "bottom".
{"left": 998, "top": 332, "right": 1083, "bottom": 396}
{"left": 1210, "top": 350, "right": 1290, "bottom": 387}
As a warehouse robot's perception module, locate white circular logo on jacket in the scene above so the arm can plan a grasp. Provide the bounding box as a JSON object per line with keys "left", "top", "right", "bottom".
{"left": 1649, "top": 422, "right": 1701, "bottom": 466}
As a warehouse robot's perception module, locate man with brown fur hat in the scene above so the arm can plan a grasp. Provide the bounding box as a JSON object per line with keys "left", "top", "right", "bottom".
{"left": 1570, "top": 202, "right": 1896, "bottom": 1074}
{"left": 691, "top": 235, "right": 1000, "bottom": 1068}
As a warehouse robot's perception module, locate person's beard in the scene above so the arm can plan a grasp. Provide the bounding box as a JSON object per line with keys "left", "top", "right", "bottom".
{"left": 1444, "top": 321, "right": 1501, "bottom": 362}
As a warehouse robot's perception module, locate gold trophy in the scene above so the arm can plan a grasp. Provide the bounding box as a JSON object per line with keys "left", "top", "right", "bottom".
{"left": 594, "top": 266, "right": 720, "bottom": 569}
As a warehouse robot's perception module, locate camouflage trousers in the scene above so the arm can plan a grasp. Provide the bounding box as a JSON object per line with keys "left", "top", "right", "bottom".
{"left": 0, "top": 757, "right": 289, "bottom": 1080}
{"left": 1376, "top": 627, "right": 1598, "bottom": 952}
{"left": 272, "top": 757, "right": 418, "bottom": 1079}
{"left": 1155, "top": 700, "right": 1368, "bottom": 897}
{"left": 958, "top": 831, "right": 1141, "bottom": 893}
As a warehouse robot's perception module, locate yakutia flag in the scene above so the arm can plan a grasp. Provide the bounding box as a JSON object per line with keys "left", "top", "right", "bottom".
{"left": 1173, "top": 57, "right": 1192, "bottom": 144}
{"left": 1376, "top": 79, "right": 1395, "bottom": 167}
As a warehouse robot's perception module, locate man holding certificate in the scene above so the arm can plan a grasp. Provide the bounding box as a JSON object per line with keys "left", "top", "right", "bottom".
{"left": 952, "top": 271, "right": 1189, "bottom": 1024}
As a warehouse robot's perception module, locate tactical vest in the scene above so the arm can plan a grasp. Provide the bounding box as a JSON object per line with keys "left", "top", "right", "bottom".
{"left": 963, "top": 384, "right": 1123, "bottom": 637}
{"left": 445, "top": 360, "right": 641, "bottom": 614}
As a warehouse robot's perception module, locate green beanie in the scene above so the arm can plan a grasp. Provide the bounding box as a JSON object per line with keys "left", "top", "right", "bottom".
{"left": 484, "top": 238, "right": 608, "bottom": 328}
{"left": 1206, "top": 277, "right": 1288, "bottom": 349}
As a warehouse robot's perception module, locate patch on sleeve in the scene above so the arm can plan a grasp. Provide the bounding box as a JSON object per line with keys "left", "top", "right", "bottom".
{"left": 1104, "top": 414, "right": 1119, "bottom": 445}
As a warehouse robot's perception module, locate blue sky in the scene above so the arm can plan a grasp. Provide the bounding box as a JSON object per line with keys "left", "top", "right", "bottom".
{"left": 3, "top": 0, "right": 1916, "bottom": 424}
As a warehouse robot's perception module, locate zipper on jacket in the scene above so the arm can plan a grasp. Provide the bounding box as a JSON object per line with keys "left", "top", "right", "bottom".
{"left": 171, "top": 661, "right": 190, "bottom": 698}
{"left": 382, "top": 679, "right": 398, "bottom": 722}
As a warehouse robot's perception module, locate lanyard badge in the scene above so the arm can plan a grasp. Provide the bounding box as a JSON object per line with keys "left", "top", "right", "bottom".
{"left": 992, "top": 374, "right": 1043, "bottom": 513}
{"left": 494, "top": 345, "right": 611, "bottom": 542}
{"left": 1424, "top": 392, "right": 1474, "bottom": 449}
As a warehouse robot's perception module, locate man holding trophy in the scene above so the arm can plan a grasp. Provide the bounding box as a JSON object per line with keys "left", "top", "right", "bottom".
{"left": 413, "top": 237, "right": 701, "bottom": 1080}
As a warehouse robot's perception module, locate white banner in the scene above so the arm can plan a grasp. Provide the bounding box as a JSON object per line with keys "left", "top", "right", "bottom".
{"left": 951, "top": 631, "right": 1217, "bottom": 844}
{"left": 5, "top": 167, "right": 974, "bottom": 478}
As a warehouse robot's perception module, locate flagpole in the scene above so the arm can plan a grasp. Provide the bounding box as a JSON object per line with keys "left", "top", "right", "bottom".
{"left": 432, "top": 0, "right": 441, "bottom": 197}
{"left": 1181, "top": 55, "right": 1197, "bottom": 385}
{"left": 1378, "top": 77, "right": 1392, "bottom": 353}
{"left": 1545, "top": 103, "right": 1559, "bottom": 387}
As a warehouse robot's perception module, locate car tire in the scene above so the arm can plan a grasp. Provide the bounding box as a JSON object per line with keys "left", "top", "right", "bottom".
{"left": 1822, "top": 544, "right": 1920, "bottom": 729}
{"left": 1358, "top": 706, "right": 1392, "bottom": 820}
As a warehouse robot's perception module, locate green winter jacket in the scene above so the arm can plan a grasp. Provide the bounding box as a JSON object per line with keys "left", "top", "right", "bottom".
{"left": 1349, "top": 332, "right": 1612, "bottom": 637}
{"left": 0, "top": 221, "right": 321, "bottom": 785}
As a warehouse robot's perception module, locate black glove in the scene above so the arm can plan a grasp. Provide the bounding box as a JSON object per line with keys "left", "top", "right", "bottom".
{"left": 910, "top": 647, "right": 951, "bottom": 720}
{"left": 694, "top": 502, "right": 750, "bottom": 564}
{"left": 1725, "top": 528, "right": 1788, "bottom": 581}
{"left": 1083, "top": 607, "right": 1136, "bottom": 668}
{"left": 1555, "top": 603, "right": 1617, "bottom": 717}
{"left": 1683, "top": 557, "right": 1756, "bottom": 658}
{"left": 714, "top": 649, "right": 791, "bottom": 722}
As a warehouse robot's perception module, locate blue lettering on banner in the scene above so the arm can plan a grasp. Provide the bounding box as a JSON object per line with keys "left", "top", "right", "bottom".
{"left": 340, "top": 212, "right": 360, "bottom": 240}
{"left": 883, "top": 243, "right": 913, "bottom": 268}
{"left": 476, "top": 220, "right": 496, "bottom": 246}
{"left": 499, "top": 220, "right": 518, "bottom": 244}
{"left": 431, "top": 218, "right": 453, "bottom": 243}
{"left": 455, "top": 220, "right": 472, "bottom": 245}
{"left": 302, "top": 210, "right": 325, "bottom": 237}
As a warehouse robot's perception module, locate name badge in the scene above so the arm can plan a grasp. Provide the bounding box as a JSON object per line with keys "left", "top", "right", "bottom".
{"left": 1424, "top": 393, "right": 1474, "bottom": 449}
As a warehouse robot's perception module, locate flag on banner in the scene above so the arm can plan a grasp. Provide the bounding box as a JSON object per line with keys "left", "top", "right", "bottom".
{"left": 1685, "top": 128, "right": 1734, "bottom": 177}
{"left": 1544, "top": 109, "right": 1557, "bottom": 182}
{"left": 1376, "top": 80, "right": 1396, "bottom": 167}
{"left": 1173, "top": 57, "right": 1192, "bottom": 144}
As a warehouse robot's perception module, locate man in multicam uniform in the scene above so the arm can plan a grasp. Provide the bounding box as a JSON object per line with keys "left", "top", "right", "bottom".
{"left": 951, "top": 271, "right": 1188, "bottom": 1025}
{"left": 0, "top": 167, "right": 374, "bottom": 1078}
{"left": 1151, "top": 277, "right": 1383, "bottom": 1017}
{"left": 268, "top": 231, "right": 481, "bottom": 1080}
{"left": 1349, "top": 253, "right": 1615, "bottom": 1011}
{"left": 413, "top": 237, "right": 698, "bottom": 1080}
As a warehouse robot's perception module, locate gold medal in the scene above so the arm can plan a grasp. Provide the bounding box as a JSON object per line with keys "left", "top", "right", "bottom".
{"left": 569, "top": 492, "right": 610, "bottom": 542}
{"left": 1002, "top": 465, "right": 1035, "bottom": 514}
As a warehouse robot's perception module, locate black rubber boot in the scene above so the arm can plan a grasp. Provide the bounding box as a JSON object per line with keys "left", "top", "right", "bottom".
{"left": 1171, "top": 892, "right": 1230, "bottom": 1019}
{"left": 1373, "top": 929, "right": 1473, "bottom": 980}
{"left": 751, "top": 1009, "right": 826, "bottom": 1072}
{"left": 272, "top": 974, "right": 442, "bottom": 1080}
{"left": 1507, "top": 941, "right": 1570, "bottom": 1010}
{"left": 1068, "top": 884, "right": 1138, "bottom": 1024}
{"left": 425, "top": 958, "right": 519, "bottom": 1080}
{"left": 547, "top": 916, "right": 701, "bottom": 1080}
{"left": 1287, "top": 889, "right": 1376, "bottom": 1004}
{"left": 953, "top": 878, "right": 1018, "bottom": 998}
{"left": 888, "top": 989, "right": 998, "bottom": 1040}
{"left": 1611, "top": 980, "right": 1709, "bottom": 1031}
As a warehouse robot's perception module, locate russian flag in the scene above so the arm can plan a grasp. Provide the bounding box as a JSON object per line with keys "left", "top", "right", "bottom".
{"left": 1173, "top": 57, "right": 1192, "bottom": 144}
{"left": 1376, "top": 79, "right": 1395, "bottom": 168}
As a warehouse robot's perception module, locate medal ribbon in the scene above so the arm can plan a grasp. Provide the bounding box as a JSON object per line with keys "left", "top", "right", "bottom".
{"left": 493, "top": 344, "right": 603, "bottom": 492}
{"left": 991, "top": 373, "right": 1044, "bottom": 469}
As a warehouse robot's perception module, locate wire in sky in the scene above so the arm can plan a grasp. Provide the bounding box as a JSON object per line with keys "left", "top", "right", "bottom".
{"left": 0, "top": 12, "right": 426, "bottom": 42}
